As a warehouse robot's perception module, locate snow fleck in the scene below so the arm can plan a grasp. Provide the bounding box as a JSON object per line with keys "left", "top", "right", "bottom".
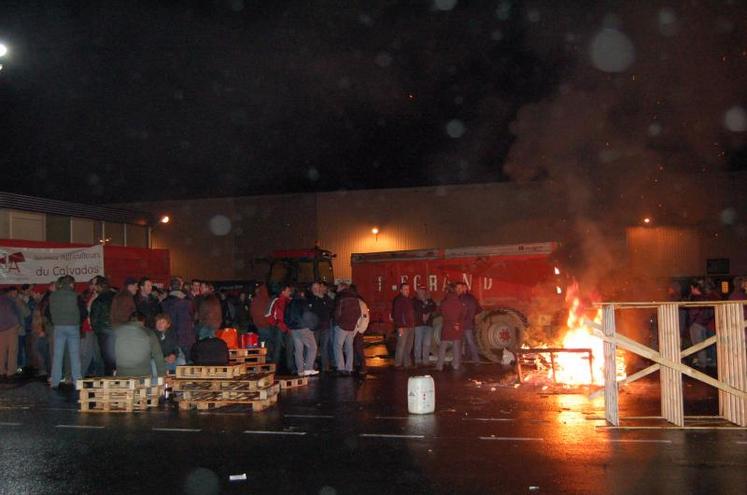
{"left": 208, "top": 215, "right": 232, "bottom": 236}
{"left": 434, "top": 0, "right": 458, "bottom": 12}
{"left": 589, "top": 28, "right": 635, "bottom": 73}
{"left": 724, "top": 106, "right": 747, "bottom": 132}
{"left": 307, "top": 167, "right": 320, "bottom": 181}
{"left": 648, "top": 122, "right": 662, "bottom": 137}
{"left": 446, "top": 119, "right": 466, "bottom": 138}
{"left": 375, "top": 52, "right": 393, "bottom": 68}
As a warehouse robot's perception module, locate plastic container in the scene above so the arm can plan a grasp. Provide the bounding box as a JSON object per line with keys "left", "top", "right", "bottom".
{"left": 407, "top": 375, "right": 435, "bottom": 415}
{"left": 240, "top": 333, "right": 259, "bottom": 348}
{"left": 216, "top": 328, "right": 238, "bottom": 349}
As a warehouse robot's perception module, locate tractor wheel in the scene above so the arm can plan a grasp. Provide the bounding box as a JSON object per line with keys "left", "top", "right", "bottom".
{"left": 475, "top": 309, "right": 526, "bottom": 363}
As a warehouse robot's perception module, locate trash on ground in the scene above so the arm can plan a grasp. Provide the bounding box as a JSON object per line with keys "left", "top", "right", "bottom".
{"left": 229, "top": 474, "right": 247, "bottom": 481}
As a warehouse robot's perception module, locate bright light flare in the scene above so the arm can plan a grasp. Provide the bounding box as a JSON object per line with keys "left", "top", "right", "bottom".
{"left": 160, "top": 215, "right": 170, "bottom": 224}
{"left": 0, "top": 43, "right": 7, "bottom": 57}
{"left": 554, "top": 266, "right": 561, "bottom": 275}
{"left": 371, "top": 227, "right": 380, "bottom": 235}
{"left": 643, "top": 217, "right": 652, "bottom": 224}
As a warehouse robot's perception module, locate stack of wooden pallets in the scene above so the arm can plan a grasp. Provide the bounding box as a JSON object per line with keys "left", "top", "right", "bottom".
{"left": 76, "top": 376, "right": 164, "bottom": 413}
{"left": 172, "top": 363, "right": 280, "bottom": 412}
{"left": 229, "top": 347, "right": 268, "bottom": 365}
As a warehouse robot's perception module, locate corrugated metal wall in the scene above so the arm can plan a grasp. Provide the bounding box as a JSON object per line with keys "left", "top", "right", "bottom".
{"left": 316, "top": 182, "right": 570, "bottom": 281}
{"left": 115, "top": 172, "right": 747, "bottom": 283}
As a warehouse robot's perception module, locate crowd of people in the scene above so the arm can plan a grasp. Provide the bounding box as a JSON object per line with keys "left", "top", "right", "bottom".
{"left": 667, "top": 277, "right": 747, "bottom": 369}
{"left": 3, "top": 273, "right": 744, "bottom": 385}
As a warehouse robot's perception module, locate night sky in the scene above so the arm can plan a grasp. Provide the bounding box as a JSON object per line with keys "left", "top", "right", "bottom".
{"left": 0, "top": 0, "right": 744, "bottom": 203}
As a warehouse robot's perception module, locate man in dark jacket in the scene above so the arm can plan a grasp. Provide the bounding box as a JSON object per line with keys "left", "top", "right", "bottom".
{"left": 456, "top": 282, "right": 482, "bottom": 363}
{"left": 135, "top": 277, "right": 161, "bottom": 329}
{"left": 49, "top": 275, "right": 83, "bottom": 387}
{"left": 90, "top": 276, "right": 117, "bottom": 375}
{"left": 0, "top": 289, "right": 21, "bottom": 380}
{"left": 308, "top": 281, "right": 335, "bottom": 372}
{"left": 413, "top": 288, "right": 437, "bottom": 366}
{"left": 153, "top": 313, "right": 184, "bottom": 372}
{"left": 286, "top": 290, "right": 319, "bottom": 376}
{"left": 111, "top": 277, "right": 137, "bottom": 329}
{"left": 161, "top": 278, "right": 195, "bottom": 363}
{"left": 688, "top": 280, "right": 714, "bottom": 368}
{"left": 392, "top": 283, "right": 416, "bottom": 368}
{"left": 334, "top": 285, "right": 362, "bottom": 376}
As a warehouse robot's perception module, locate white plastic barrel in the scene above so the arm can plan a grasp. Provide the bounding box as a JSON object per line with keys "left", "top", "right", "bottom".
{"left": 408, "top": 375, "right": 436, "bottom": 414}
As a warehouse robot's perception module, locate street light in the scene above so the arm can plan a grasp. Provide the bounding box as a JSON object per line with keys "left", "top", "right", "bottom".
{"left": 0, "top": 42, "right": 8, "bottom": 72}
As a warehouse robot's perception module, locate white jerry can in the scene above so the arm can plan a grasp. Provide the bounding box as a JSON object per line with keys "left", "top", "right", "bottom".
{"left": 407, "top": 375, "right": 436, "bottom": 414}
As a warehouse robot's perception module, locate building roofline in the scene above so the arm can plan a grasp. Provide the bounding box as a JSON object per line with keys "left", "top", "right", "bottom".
{"left": 0, "top": 192, "right": 154, "bottom": 226}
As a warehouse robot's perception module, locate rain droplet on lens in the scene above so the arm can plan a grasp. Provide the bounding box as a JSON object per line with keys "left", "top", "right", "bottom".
{"left": 208, "top": 215, "right": 232, "bottom": 236}
{"left": 446, "top": 119, "right": 466, "bottom": 138}
{"left": 721, "top": 208, "right": 737, "bottom": 225}
{"left": 308, "top": 167, "right": 320, "bottom": 181}
{"left": 589, "top": 28, "right": 636, "bottom": 73}
{"left": 495, "top": 1, "right": 511, "bottom": 20}
{"left": 724, "top": 106, "right": 747, "bottom": 132}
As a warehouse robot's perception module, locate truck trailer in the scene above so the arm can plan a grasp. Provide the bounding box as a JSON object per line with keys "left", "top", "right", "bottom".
{"left": 351, "top": 242, "right": 566, "bottom": 362}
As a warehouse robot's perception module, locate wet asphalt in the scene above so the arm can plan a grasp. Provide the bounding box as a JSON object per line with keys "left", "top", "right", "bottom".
{"left": 0, "top": 359, "right": 745, "bottom": 495}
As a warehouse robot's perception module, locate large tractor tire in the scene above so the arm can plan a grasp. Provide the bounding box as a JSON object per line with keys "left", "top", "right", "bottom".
{"left": 475, "top": 309, "right": 527, "bottom": 363}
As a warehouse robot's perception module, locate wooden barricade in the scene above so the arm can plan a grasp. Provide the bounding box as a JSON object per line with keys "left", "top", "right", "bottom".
{"left": 229, "top": 347, "right": 268, "bottom": 365}
{"left": 76, "top": 376, "right": 164, "bottom": 413}
{"left": 592, "top": 301, "right": 747, "bottom": 427}
{"left": 277, "top": 376, "right": 309, "bottom": 390}
{"left": 172, "top": 365, "right": 280, "bottom": 412}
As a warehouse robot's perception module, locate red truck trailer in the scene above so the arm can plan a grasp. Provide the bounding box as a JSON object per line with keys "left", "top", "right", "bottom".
{"left": 351, "top": 242, "right": 566, "bottom": 362}
{"left": 0, "top": 239, "right": 170, "bottom": 291}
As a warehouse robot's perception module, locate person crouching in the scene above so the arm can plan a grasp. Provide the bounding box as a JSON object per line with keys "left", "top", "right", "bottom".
{"left": 114, "top": 312, "right": 166, "bottom": 378}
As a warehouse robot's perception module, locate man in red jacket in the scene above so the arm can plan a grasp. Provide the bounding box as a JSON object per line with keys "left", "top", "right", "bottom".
{"left": 333, "top": 285, "right": 361, "bottom": 376}
{"left": 269, "top": 285, "right": 295, "bottom": 374}
{"left": 392, "top": 283, "right": 415, "bottom": 368}
{"left": 436, "top": 285, "right": 466, "bottom": 371}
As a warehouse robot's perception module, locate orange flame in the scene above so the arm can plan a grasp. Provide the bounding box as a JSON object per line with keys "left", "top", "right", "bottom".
{"left": 551, "top": 282, "right": 626, "bottom": 385}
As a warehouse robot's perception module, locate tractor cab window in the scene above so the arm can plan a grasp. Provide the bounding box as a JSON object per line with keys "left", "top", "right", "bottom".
{"left": 297, "top": 260, "right": 315, "bottom": 285}
{"left": 317, "top": 260, "right": 333, "bottom": 283}
{"left": 268, "top": 261, "right": 290, "bottom": 295}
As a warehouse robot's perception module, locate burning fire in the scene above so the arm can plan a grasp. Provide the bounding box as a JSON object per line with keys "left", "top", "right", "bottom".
{"left": 551, "top": 283, "right": 626, "bottom": 385}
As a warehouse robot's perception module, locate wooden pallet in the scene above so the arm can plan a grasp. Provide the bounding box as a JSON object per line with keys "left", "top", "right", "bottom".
{"left": 175, "top": 364, "right": 246, "bottom": 379}
{"left": 178, "top": 383, "right": 280, "bottom": 402}
{"left": 229, "top": 347, "right": 268, "bottom": 358}
{"left": 177, "top": 392, "right": 278, "bottom": 412}
{"left": 242, "top": 363, "right": 276, "bottom": 374}
{"left": 80, "top": 397, "right": 159, "bottom": 413}
{"left": 171, "top": 373, "right": 275, "bottom": 392}
{"left": 76, "top": 376, "right": 164, "bottom": 391}
{"left": 278, "top": 376, "right": 309, "bottom": 389}
{"left": 229, "top": 355, "right": 266, "bottom": 365}
{"left": 79, "top": 386, "right": 163, "bottom": 401}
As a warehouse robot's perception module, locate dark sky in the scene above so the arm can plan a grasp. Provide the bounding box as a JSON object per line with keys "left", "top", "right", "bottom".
{"left": 0, "top": 1, "right": 744, "bottom": 203}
